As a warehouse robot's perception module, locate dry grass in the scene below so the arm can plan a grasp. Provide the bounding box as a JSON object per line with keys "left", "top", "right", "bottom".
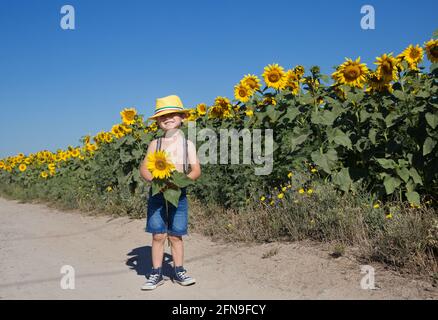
{"left": 2, "top": 180, "right": 437, "bottom": 280}
{"left": 262, "top": 247, "right": 280, "bottom": 259}
{"left": 188, "top": 188, "right": 438, "bottom": 279}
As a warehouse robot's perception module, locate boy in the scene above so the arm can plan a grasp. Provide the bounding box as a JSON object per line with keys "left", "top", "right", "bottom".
{"left": 139, "top": 95, "right": 201, "bottom": 290}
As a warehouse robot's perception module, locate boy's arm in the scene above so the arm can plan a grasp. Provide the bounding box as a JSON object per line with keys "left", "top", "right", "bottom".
{"left": 139, "top": 139, "right": 157, "bottom": 182}
{"left": 186, "top": 140, "right": 201, "bottom": 181}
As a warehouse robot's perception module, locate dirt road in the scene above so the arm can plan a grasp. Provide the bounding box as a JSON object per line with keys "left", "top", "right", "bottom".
{"left": 0, "top": 197, "right": 436, "bottom": 299}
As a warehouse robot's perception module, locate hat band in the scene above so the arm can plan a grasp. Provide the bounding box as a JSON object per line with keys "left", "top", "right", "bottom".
{"left": 154, "top": 105, "right": 184, "bottom": 114}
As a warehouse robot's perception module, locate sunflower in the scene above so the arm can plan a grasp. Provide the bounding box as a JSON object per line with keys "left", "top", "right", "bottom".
{"left": 86, "top": 143, "right": 97, "bottom": 152}
{"left": 241, "top": 74, "right": 261, "bottom": 91}
{"left": 148, "top": 122, "right": 158, "bottom": 132}
{"left": 40, "top": 171, "right": 49, "bottom": 179}
{"left": 284, "top": 71, "right": 300, "bottom": 95}
{"left": 399, "top": 44, "right": 423, "bottom": 70}
{"left": 121, "top": 125, "right": 132, "bottom": 134}
{"left": 332, "top": 85, "right": 346, "bottom": 100}
{"left": 261, "top": 96, "right": 277, "bottom": 106}
{"left": 215, "top": 96, "right": 232, "bottom": 109}
{"left": 112, "top": 124, "right": 130, "bottom": 138}
{"left": 93, "top": 132, "right": 105, "bottom": 144}
{"left": 208, "top": 105, "right": 221, "bottom": 119}
{"left": 425, "top": 39, "right": 438, "bottom": 63}
{"left": 285, "top": 69, "right": 300, "bottom": 82}
{"left": 293, "top": 65, "right": 305, "bottom": 78}
{"left": 0, "top": 161, "right": 5, "bottom": 169}
{"left": 48, "top": 163, "right": 56, "bottom": 171}
{"left": 104, "top": 133, "right": 113, "bottom": 143}
{"left": 375, "top": 53, "right": 398, "bottom": 82}
{"left": 262, "top": 64, "right": 287, "bottom": 90}
{"left": 208, "top": 105, "right": 232, "bottom": 119}
{"left": 146, "top": 150, "right": 175, "bottom": 179}
{"left": 120, "top": 108, "right": 137, "bottom": 125}
{"left": 366, "top": 72, "right": 393, "bottom": 93}
{"left": 332, "top": 57, "right": 369, "bottom": 88}
{"left": 187, "top": 109, "right": 198, "bottom": 121}
{"left": 245, "top": 108, "right": 254, "bottom": 117}
{"left": 19, "top": 164, "right": 27, "bottom": 172}
{"left": 234, "top": 82, "right": 253, "bottom": 103}
{"left": 209, "top": 97, "right": 233, "bottom": 119}
{"left": 111, "top": 124, "right": 122, "bottom": 138}
{"left": 196, "top": 103, "right": 207, "bottom": 116}
{"left": 71, "top": 149, "right": 80, "bottom": 158}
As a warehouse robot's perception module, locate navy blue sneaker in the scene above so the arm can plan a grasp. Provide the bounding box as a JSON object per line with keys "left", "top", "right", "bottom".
{"left": 141, "top": 267, "right": 164, "bottom": 290}
{"left": 173, "top": 266, "right": 196, "bottom": 286}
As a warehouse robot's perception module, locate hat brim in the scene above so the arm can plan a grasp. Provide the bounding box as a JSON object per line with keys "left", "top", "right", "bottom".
{"left": 148, "top": 109, "right": 191, "bottom": 120}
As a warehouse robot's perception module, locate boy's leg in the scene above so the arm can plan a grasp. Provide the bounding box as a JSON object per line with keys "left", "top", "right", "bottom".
{"left": 152, "top": 233, "right": 167, "bottom": 268}
{"left": 142, "top": 233, "right": 167, "bottom": 290}
{"left": 169, "top": 236, "right": 195, "bottom": 286}
{"left": 168, "top": 235, "right": 184, "bottom": 267}
{"left": 167, "top": 189, "right": 195, "bottom": 286}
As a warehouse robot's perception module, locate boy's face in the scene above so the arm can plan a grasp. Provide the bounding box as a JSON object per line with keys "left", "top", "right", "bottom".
{"left": 156, "top": 112, "right": 185, "bottom": 131}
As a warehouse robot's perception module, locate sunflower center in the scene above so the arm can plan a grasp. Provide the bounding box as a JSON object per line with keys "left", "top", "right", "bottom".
{"left": 409, "top": 49, "right": 420, "bottom": 59}
{"left": 431, "top": 46, "right": 438, "bottom": 58}
{"left": 239, "top": 89, "right": 247, "bottom": 97}
{"left": 268, "top": 72, "right": 280, "bottom": 82}
{"left": 344, "top": 65, "right": 361, "bottom": 80}
{"left": 155, "top": 159, "right": 167, "bottom": 170}
{"left": 246, "top": 80, "right": 256, "bottom": 88}
{"left": 381, "top": 61, "right": 392, "bottom": 74}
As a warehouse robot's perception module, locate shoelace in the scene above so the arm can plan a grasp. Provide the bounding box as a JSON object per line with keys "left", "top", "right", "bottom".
{"left": 147, "top": 273, "right": 161, "bottom": 284}
{"left": 177, "top": 270, "right": 190, "bottom": 280}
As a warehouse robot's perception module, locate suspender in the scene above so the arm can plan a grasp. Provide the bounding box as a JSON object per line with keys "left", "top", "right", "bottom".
{"left": 156, "top": 137, "right": 162, "bottom": 152}
{"left": 156, "top": 136, "right": 189, "bottom": 174}
{"left": 183, "top": 137, "right": 189, "bottom": 174}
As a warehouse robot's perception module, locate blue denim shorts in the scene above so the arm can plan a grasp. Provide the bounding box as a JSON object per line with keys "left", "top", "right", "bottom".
{"left": 145, "top": 187, "right": 188, "bottom": 236}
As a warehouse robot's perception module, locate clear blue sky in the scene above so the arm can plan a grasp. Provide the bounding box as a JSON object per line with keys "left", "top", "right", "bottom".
{"left": 0, "top": 0, "right": 437, "bottom": 158}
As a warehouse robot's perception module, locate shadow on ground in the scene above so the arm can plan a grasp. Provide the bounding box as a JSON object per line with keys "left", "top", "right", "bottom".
{"left": 126, "top": 246, "right": 174, "bottom": 280}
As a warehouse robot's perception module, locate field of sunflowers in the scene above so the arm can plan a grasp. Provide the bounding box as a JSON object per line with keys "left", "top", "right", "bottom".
{"left": 2, "top": 33, "right": 437, "bottom": 209}
{"left": 1, "top": 32, "right": 437, "bottom": 275}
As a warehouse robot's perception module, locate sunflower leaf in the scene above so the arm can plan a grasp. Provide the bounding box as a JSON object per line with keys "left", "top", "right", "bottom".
{"left": 392, "top": 90, "right": 406, "bottom": 101}
{"left": 425, "top": 112, "right": 438, "bottom": 129}
{"left": 331, "top": 168, "right": 352, "bottom": 192}
{"left": 383, "top": 175, "right": 401, "bottom": 195}
{"left": 171, "top": 171, "right": 194, "bottom": 188}
{"left": 405, "top": 191, "right": 420, "bottom": 206}
{"left": 163, "top": 188, "right": 181, "bottom": 208}
{"left": 375, "top": 158, "right": 397, "bottom": 169}
{"left": 423, "top": 137, "right": 436, "bottom": 156}
{"left": 311, "top": 148, "right": 338, "bottom": 174}
{"left": 151, "top": 180, "right": 165, "bottom": 196}
{"left": 409, "top": 168, "right": 423, "bottom": 185}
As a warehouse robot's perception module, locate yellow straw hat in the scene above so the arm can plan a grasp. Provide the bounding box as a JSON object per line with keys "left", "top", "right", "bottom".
{"left": 149, "top": 95, "right": 190, "bottom": 120}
